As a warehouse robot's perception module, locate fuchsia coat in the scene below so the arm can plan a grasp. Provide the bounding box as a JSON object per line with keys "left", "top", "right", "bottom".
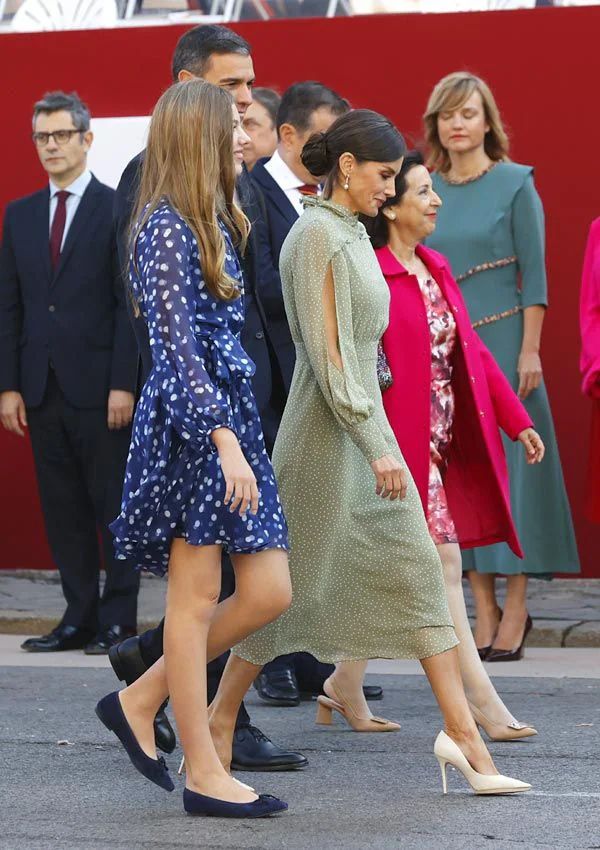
{"left": 580, "top": 217, "right": 600, "bottom": 399}
{"left": 376, "top": 244, "right": 533, "bottom": 557}
{"left": 579, "top": 217, "right": 600, "bottom": 522}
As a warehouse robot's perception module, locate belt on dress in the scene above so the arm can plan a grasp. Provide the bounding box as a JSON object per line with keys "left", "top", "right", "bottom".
{"left": 194, "top": 326, "right": 255, "bottom": 383}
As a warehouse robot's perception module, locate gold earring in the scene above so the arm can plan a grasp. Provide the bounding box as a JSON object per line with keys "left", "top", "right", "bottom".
{"left": 343, "top": 174, "right": 350, "bottom": 191}
{"left": 384, "top": 210, "right": 396, "bottom": 221}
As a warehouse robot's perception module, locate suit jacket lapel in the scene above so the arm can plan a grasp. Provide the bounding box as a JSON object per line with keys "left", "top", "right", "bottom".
{"left": 33, "top": 187, "right": 53, "bottom": 283}
{"left": 52, "top": 176, "right": 101, "bottom": 285}
{"left": 253, "top": 164, "right": 298, "bottom": 227}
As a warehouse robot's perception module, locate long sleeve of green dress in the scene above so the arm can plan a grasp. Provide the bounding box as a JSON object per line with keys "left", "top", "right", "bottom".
{"left": 290, "top": 222, "right": 391, "bottom": 463}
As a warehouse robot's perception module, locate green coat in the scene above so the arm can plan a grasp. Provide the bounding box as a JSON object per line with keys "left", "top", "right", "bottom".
{"left": 428, "top": 163, "right": 580, "bottom": 576}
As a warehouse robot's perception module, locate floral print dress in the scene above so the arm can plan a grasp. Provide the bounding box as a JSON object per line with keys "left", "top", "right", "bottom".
{"left": 110, "top": 203, "right": 288, "bottom": 576}
{"left": 417, "top": 274, "right": 458, "bottom": 545}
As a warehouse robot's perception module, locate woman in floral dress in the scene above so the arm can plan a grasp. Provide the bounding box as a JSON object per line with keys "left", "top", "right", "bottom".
{"left": 365, "top": 151, "right": 543, "bottom": 740}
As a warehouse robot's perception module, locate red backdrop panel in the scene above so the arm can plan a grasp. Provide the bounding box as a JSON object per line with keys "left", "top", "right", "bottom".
{"left": 1, "top": 6, "right": 599, "bottom": 574}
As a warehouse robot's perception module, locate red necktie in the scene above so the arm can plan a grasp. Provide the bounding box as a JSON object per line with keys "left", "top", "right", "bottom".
{"left": 50, "top": 190, "right": 70, "bottom": 270}
{"left": 298, "top": 184, "right": 319, "bottom": 196}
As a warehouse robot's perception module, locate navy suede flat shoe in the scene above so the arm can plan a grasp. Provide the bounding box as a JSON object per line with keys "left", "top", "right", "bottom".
{"left": 183, "top": 788, "right": 288, "bottom": 818}
{"left": 95, "top": 691, "right": 174, "bottom": 792}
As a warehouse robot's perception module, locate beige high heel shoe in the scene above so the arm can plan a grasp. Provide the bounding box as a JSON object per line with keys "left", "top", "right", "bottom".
{"left": 434, "top": 731, "right": 531, "bottom": 796}
{"left": 315, "top": 694, "right": 400, "bottom": 733}
{"left": 468, "top": 701, "right": 537, "bottom": 742}
{"left": 178, "top": 755, "right": 255, "bottom": 792}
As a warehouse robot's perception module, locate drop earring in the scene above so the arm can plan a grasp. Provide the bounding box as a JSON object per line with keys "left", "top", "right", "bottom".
{"left": 343, "top": 174, "right": 350, "bottom": 191}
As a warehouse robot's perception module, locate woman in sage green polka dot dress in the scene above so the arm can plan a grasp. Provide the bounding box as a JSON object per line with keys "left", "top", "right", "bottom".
{"left": 212, "top": 111, "right": 531, "bottom": 795}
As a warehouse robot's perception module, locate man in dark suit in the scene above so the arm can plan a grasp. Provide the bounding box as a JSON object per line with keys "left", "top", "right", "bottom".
{"left": 109, "top": 25, "right": 307, "bottom": 773}
{"left": 0, "top": 91, "right": 139, "bottom": 654}
{"left": 251, "top": 82, "right": 384, "bottom": 708}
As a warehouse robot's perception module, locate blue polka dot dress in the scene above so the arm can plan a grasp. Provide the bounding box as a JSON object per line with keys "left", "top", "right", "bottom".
{"left": 110, "top": 202, "right": 288, "bottom": 576}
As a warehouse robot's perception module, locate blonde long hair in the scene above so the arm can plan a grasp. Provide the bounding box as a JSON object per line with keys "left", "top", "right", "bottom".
{"left": 424, "top": 72, "right": 509, "bottom": 174}
{"left": 131, "top": 79, "right": 249, "bottom": 301}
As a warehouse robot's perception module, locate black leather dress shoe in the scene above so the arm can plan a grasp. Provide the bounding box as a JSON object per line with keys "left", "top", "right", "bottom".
{"left": 108, "top": 634, "right": 176, "bottom": 755}
{"left": 21, "top": 625, "right": 94, "bottom": 653}
{"left": 231, "top": 725, "right": 308, "bottom": 772}
{"left": 85, "top": 625, "right": 137, "bottom": 656}
{"left": 254, "top": 668, "right": 300, "bottom": 707}
{"left": 299, "top": 684, "right": 384, "bottom": 701}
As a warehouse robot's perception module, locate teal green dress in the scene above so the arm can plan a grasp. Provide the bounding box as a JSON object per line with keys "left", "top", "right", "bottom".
{"left": 428, "top": 163, "right": 580, "bottom": 577}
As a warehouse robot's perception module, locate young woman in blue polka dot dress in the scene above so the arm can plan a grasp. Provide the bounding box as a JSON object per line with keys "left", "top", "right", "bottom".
{"left": 95, "top": 80, "right": 290, "bottom": 820}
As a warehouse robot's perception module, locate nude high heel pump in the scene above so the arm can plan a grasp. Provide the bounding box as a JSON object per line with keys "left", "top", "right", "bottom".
{"left": 468, "top": 701, "right": 537, "bottom": 742}
{"left": 434, "top": 731, "right": 531, "bottom": 796}
{"left": 315, "top": 694, "right": 400, "bottom": 733}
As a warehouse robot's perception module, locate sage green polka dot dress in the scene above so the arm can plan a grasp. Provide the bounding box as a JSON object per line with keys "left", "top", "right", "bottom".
{"left": 235, "top": 198, "right": 457, "bottom": 665}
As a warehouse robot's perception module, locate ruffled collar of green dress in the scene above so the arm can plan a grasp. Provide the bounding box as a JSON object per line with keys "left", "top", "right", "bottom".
{"left": 303, "top": 196, "right": 360, "bottom": 224}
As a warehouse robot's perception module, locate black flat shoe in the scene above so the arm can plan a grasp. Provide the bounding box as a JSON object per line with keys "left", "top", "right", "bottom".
{"left": 231, "top": 725, "right": 308, "bottom": 772}
{"left": 85, "top": 625, "right": 136, "bottom": 656}
{"left": 21, "top": 625, "right": 94, "bottom": 653}
{"left": 183, "top": 788, "right": 288, "bottom": 819}
{"left": 108, "top": 636, "right": 176, "bottom": 755}
{"left": 254, "top": 668, "right": 300, "bottom": 707}
{"left": 487, "top": 614, "right": 533, "bottom": 663}
{"left": 95, "top": 691, "right": 174, "bottom": 791}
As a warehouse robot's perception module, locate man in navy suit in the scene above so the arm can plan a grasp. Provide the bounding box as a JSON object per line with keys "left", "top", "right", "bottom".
{"left": 0, "top": 92, "right": 139, "bottom": 654}
{"left": 250, "top": 82, "right": 348, "bottom": 394}
{"left": 251, "top": 83, "right": 384, "bottom": 708}
{"left": 109, "top": 25, "right": 307, "bottom": 774}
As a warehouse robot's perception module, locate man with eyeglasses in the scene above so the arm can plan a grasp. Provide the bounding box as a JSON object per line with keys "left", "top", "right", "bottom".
{"left": 0, "top": 91, "right": 140, "bottom": 655}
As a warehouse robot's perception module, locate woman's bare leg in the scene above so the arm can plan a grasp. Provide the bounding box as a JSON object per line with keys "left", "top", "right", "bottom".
{"left": 208, "top": 549, "right": 292, "bottom": 769}
{"left": 467, "top": 571, "right": 500, "bottom": 650}
{"left": 161, "top": 540, "right": 256, "bottom": 801}
{"left": 437, "top": 543, "right": 518, "bottom": 724}
{"left": 493, "top": 574, "right": 529, "bottom": 650}
{"left": 117, "top": 547, "right": 291, "bottom": 746}
{"left": 421, "top": 646, "right": 496, "bottom": 775}
{"left": 323, "top": 660, "right": 371, "bottom": 719}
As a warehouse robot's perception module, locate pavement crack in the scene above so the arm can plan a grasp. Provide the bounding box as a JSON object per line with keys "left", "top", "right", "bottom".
{"left": 561, "top": 620, "right": 585, "bottom": 646}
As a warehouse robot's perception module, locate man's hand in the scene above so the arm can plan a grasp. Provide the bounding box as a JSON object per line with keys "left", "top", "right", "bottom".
{"left": 0, "top": 391, "right": 27, "bottom": 436}
{"left": 107, "top": 390, "right": 134, "bottom": 430}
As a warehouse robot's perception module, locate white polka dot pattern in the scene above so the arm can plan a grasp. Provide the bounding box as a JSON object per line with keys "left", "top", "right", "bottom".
{"left": 110, "top": 202, "right": 288, "bottom": 575}
{"left": 235, "top": 199, "right": 457, "bottom": 665}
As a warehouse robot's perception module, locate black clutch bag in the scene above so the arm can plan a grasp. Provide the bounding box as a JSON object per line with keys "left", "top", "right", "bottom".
{"left": 377, "top": 341, "right": 393, "bottom": 392}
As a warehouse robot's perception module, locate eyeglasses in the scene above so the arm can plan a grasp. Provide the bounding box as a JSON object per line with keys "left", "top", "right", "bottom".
{"left": 32, "top": 129, "right": 83, "bottom": 147}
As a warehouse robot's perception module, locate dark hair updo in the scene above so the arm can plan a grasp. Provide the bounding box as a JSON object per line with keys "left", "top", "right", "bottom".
{"left": 363, "top": 150, "right": 426, "bottom": 248}
{"left": 301, "top": 108, "right": 406, "bottom": 193}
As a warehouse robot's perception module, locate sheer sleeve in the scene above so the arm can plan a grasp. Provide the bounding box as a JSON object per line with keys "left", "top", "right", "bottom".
{"left": 513, "top": 174, "right": 548, "bottom": 309}
{"left": 136, "top": 210, "right": 236, "bottom": 449}
{"left": 289, "top": 223, "right": 389, "bottom": 463}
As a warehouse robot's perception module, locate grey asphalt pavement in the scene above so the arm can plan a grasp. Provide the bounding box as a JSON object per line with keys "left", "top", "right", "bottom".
{"left": 2, "top": 665, "right": 599, "bottom": 850}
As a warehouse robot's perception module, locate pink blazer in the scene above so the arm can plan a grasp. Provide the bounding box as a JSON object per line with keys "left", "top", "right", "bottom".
{"left": 580, "top": 217, "right": 600, "bottom": 399}
{"left": 376, "top": 244, "right": 533, "bottom": 556}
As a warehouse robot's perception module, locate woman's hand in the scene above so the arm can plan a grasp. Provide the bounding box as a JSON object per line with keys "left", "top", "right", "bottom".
{"left": 517, "top": 351, "right": 543, "bottom": 400}
{"left": 517, "top": 428, "right": 545, "bottom": 464}
{"left": 370, "top": 454, "right": 408, "bottom": 500}
{"left": 211, "top": 427, "right": 259, "bottom": 517}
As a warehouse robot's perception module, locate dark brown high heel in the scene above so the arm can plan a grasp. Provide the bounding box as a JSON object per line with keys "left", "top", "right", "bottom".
{"left": 476, "top": 606, "right": 503, "bottom": 661}
{"left": 487, "top": 614, "right": 533, "bottom": 663}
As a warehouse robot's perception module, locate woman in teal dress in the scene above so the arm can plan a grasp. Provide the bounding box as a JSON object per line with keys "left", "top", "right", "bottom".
{"left": 424, "top": 72, "right": 580, "bottom": 663}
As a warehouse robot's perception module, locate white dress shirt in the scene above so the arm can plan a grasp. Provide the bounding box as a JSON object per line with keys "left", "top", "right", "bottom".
{"left": 49, "top": 169, "right": 93, "bottom": 250}
{"left": 264, "top": 150, "right": 315, "bottom": 218}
